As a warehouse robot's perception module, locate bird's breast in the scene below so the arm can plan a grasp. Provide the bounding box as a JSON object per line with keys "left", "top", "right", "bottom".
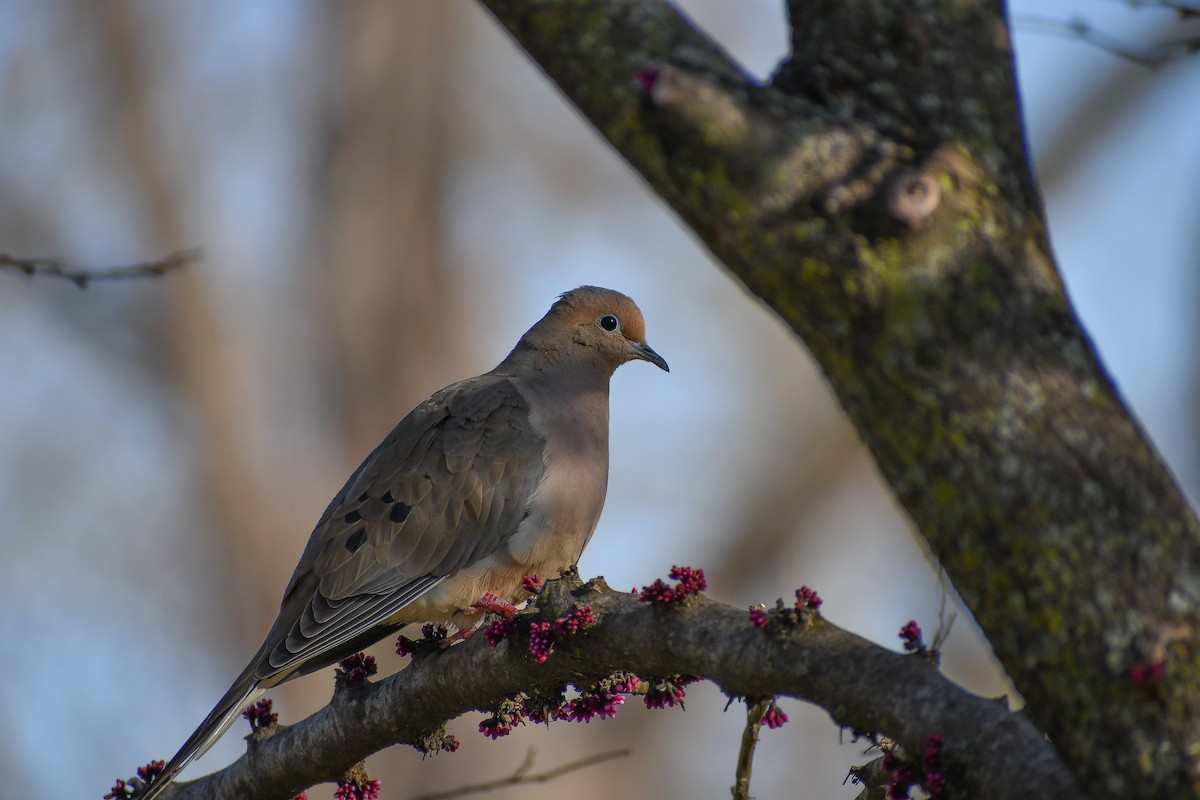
{"left": 509, "top": 379, "right": 611, "bottom": 571}
{"left": 411, "top": 377, "right": 613, "bottom": 622}
{"left": 509, "top": 449, "right": 608, "bottom": 567}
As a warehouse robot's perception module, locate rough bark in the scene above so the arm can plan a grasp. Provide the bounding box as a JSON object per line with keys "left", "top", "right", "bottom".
{"left": 147, "top": 574, "right": 1081, "bottom": 800}
{"left": 474, "top": 2, "right": 1200, "bottom": 798}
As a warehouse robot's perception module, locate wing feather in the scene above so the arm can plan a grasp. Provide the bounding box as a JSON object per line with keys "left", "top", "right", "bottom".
{"left": 252, "top": 374, "right": 545, "bottom": 683}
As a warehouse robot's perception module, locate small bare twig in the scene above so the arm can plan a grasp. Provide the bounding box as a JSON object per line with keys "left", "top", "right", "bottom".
{"left": 0, "top": 248, "right": 197, "bottom": 289}
{"left": 404, "top": 747, "right": 632, "bottom": 800}
{"left": 1093, "top": 0, "right": 1200, "bottom": 18}
{"left": 931, "top": 583, "right": 956, "bottom": 655}
{"left": 1014, "top": 12, "right": 1200, "bottom": 67}
{"left": 731, "top": 699, "right": 770, "bottom": 800}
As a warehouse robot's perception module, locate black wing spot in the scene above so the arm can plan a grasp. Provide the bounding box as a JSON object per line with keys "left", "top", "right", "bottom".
{"left": 345, "top": 527, "right": 367, "bottom": 553}
{"left": 389, "top": 503, "right": 412, "bottom": 524}
{"left": 381, "top": 490, "right": 395, "bottom": 503}
{"left": 357, "top": 491, "right": 370, "bottom": 503}
{"left": 344, "top": 509, "right": 363, "bottom": 524}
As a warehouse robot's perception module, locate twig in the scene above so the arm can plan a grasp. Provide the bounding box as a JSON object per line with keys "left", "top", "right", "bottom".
{"left": 1092, "top": 0, "right": 1200, "bottom": 18}
{"left": 931, "top": 582, "right": 956, "bottom": 655}
{"left": 1013, "top": 13, "right": 1199, "bottom": 68}
{"left": 0, "top": 248, "right": 197, "bottom": 289}
{"left": 404, "top": 747, "right": 632, "bottom": 800}
{"left": 731, "top": 699, "right": 769, "bottom": 800}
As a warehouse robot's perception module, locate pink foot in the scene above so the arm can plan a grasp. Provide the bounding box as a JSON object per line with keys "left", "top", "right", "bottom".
{"left": 463, "top": 592, "right": 520, "bottom": 617}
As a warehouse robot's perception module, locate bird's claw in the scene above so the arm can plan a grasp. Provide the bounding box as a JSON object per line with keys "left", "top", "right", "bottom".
{"left": 463, "top": 592, "right": 520, "bottom": 617}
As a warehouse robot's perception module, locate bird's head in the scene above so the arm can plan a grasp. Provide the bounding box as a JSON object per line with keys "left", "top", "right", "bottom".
{"left": 543, "top": 285, "right": 669, "bottom": 374}
{"left": 501, "top": 285, "right": 668, "bottom": 377}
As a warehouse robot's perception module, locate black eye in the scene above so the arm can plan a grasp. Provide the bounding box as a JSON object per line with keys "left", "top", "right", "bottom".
{"left": 598, "top": 314, "right": 620, "bottom": 333}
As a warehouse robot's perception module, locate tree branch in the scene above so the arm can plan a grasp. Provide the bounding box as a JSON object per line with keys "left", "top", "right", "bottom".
{"left": 144, "top": 574, "right": 1079, "bottom": 800}
{"left": 403, "top": 747, "right": 631, "bottom": 800}
{"left": 1014, "top": 12, "right": 1200, "bottom": 68}
{"left": 0, "top": 248, "right": 196, "bottom": 288}
{"left": 731, "top": 698, "right": 769, "bottom": 800}
{"left": 476, "top": 2, "right": 1200, "bottom": 796}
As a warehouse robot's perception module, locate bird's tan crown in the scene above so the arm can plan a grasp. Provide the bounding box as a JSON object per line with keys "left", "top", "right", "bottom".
{"left": 551, "top": 285, "right": 647, "bottom": 343}
{"left": 499, "top": 285, "right": 666, "bottom": 376}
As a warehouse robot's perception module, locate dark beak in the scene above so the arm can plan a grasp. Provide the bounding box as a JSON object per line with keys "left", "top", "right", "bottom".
{"left": 632, "top": 341, "right": 670, "bottom": 372}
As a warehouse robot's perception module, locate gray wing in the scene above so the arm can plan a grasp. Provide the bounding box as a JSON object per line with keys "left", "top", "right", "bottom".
{"left": 255, "top": 373, "right": 546, "bottom": 681}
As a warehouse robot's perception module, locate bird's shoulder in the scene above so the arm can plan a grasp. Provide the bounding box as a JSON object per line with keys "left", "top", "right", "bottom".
{"left": 293, "top": 372, "right": 548, "bottom": 598}
{"left": 361, "top": 372, "right": 544, "bottom": 487}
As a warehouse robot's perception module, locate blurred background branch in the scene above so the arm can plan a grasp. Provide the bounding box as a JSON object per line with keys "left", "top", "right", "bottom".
{"left": 402, "top": 747, "right": 632, "bottom": 800}
{"left": 1015, "top": 11, "right": 1200, "bottom": 67}
{"left": 0, "top": 248, "right": 195, "bottom": 288}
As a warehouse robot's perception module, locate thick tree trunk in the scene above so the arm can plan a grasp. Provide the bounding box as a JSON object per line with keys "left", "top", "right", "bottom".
{"left": 477, "top": 2, "right": 1200, "bottom": 798}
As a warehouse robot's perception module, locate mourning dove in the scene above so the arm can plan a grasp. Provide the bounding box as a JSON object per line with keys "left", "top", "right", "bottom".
{"left": 140, "top": 286, "right": 668, "bottom": 798}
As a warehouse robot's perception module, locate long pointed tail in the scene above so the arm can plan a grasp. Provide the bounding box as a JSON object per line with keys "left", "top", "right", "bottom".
{"left": 139, "top": 672, "right": 263, "bottom": 800}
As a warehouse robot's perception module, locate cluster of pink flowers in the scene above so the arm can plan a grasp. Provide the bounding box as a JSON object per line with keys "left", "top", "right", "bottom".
{"left": 883, "top": 734, "right": 947, "bottom": 798}
{"left": 242, "top": 698, "right": 278, "bottom": 729}
{"left": 882, "top": 750, "right": 912, "bottom": 799}
{"left": 338, "top": 653, "right": 378, "bottom": 684}
{"left": 644, "top": 684, "right": 685, "bottom": 709}
{"left": 416, "top": 729, "right": 461, "bottom": 754}
{"left": 479, "top": 600, "right": 598, "bottom": 661}
{"left": 479, "top": 673, "right": 650, "bottom": 737}
{"left": 137, "top": 761, "right": 165, "bottom": 783}
{"left": 103, "top": 779, "right": 130, "bottom": 799}
{"left": 478, "top": 710, "right": 525, "bottom": 739}
{"left": 760, "top": 700, "right": 788, "bottom": 729}
{"left": 899, "top": 620, "right": 923, "bottom": 652}
{"left": 522, "top": 702, "right": 558, "bottom": 725}
{"left": 528, "top": 621, "right": 556, "bottom": 663}
{"left": 105, "top": 761, "right": 167, "bottom": 800}
{"left": 521, "top": 574, "right": 542, "bottom": 593}
{"left": 795, "top": 585, "right": 822, "bottom": 612}
{"left": 643, "top": 675, "right": 698, "bottom": 710}
{"left": 555, "top": 605, "right": 597, "bottom": 635}
{"left": 334, "top": 778, "right": 381, "bottom": 800}
{"left": 922, "top": 734, "right": 947, "bottom": 795}
{"left": 748, "top": 585, "right": 824, "bottom": 630}
{"left": 562, "top": 690, "right": 625, "bottom": 723}
{"left": 510, "top": 605, "right": 598, "bottom": 663}
{"left": 610, "top": 675, "right": 640, "bottom": 693}
{"left": 639, "top": 565, "right": 707, "bottom": 604}
{"left": 483, "top": 616, "right": 518, "bottom": 647}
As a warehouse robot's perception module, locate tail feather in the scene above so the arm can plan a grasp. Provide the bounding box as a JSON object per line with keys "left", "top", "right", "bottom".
{"left": 139, "top": 672, "right": 262, "bottom": 800}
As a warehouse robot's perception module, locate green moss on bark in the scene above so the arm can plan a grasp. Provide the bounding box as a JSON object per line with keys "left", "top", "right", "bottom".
{"left": 482, "top": 1, "right": 1200, "bottom": 797}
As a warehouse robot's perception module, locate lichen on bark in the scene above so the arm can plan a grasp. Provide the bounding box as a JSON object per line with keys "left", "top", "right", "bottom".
{"left": 481, "top": 1, "right": 1200, "bottom": 797}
